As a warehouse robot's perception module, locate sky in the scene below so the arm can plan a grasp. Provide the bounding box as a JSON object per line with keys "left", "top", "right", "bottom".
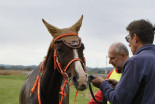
{"left": 0, "top": 0, "right": 155, "bottom": 68}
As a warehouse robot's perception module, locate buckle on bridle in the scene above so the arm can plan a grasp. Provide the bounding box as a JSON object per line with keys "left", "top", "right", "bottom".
{"left": 56, "top": 57, "right": 58, "bottom": 62}
{"left": 63, "top": 72, "right": 69, "bottom": 79}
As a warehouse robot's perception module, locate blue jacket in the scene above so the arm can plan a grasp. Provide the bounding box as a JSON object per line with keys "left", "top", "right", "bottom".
{"left": 100, "top": 44, "right": 155, "bottom": 104}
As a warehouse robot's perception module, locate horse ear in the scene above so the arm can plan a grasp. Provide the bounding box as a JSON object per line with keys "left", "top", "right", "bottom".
{"left": 42, "top": 19, "right": 60, "bottom": 37}
{"left": 71, "top": 15, "right": 83, "bottom": 33}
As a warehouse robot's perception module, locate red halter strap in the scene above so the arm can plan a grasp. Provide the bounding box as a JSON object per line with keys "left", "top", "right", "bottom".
{"left": 54, "top": 33, "right": 78, "bottom": 43}
{"left": 54, "top": 48, "right": 85, "bottom": 78}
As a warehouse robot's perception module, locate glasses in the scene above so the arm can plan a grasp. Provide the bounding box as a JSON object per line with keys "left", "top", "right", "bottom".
{"left": 125, "top": 35, "right": 129, "bottom": 43}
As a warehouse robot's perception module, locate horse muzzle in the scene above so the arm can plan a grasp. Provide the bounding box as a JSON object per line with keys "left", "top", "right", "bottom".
{"left": 72, "top": 72, "right": 88, "bottom": 91}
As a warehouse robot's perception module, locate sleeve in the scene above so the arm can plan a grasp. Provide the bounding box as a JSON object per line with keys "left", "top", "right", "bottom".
{"left": 100, "top": 59, "right": 143, "bottom": 104}
{"left": 88, "top": 69, "right": 114, "bottom": 104}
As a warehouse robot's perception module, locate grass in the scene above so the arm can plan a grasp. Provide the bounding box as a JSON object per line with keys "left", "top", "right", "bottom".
{"left": 69, "top": 83, "right": 99, "bottom": 104}
{"left": 0, "top": 75, "right": 26, "bottom": 104}
{"left": 0, "top": 70, "right": 99, "bottom": 104}
{"left": 70, "top": 86, "right": 89, "bottom": 104}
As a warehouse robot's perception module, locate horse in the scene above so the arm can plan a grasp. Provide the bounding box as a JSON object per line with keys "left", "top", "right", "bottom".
{"left": 19, "top": 15, "right": 88, "bottom": 104}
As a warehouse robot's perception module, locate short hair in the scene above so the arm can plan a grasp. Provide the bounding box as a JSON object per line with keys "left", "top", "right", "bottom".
{"left": 114, "top": 42, "right": 129, "bottom": 56}
{"left": 126, "top": 19, "right": 155, "bottom": 44}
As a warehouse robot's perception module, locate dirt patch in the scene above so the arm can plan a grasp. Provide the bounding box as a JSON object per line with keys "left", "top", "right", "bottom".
{"left": 0, "top": 70, "right": 29, "bottom": 75}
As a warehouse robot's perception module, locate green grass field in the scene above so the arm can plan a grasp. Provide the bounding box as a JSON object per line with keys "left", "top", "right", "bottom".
{"left": 0, "top": 72, "right": 99, "bottom": 104}
{"left": 0, "top": 75, "right": 26, "bottom": 104}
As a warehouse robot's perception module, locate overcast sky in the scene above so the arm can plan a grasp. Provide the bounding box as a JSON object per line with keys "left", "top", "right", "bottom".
{"left": 0, "top": 0, "right": 155, "bottom": 68}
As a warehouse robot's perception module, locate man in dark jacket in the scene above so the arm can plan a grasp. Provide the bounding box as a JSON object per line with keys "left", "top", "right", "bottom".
{"left": 88, "top": 42, "right": 129, "bottom": 104}
{"left": 91, "top": 19, "right": 155, "bottom": 104}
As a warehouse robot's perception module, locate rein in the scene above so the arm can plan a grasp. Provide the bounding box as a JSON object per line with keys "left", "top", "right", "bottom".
{"left": 88, "top": 75, "right": 107, "bottom": 104}
{"left": 30, "top": 33, "right": 86, "bottom": 104}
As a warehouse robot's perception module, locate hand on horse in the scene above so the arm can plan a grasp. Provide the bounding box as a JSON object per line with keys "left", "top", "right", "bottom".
{"left": 91, "top": 76, "right": 105, "bottom": 88}
{"left": 105, "top": 79, "right": 118, "bottom": 89}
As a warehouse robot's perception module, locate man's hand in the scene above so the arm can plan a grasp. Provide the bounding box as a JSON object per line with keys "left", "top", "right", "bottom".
{"left": 91, "top": 76, "right": 105, "bottom": 88}
{"left": 106, "top": 79, "right": 118, "bottom": 88}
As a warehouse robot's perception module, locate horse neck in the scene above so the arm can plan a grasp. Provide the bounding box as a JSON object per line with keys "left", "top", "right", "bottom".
{"left": 40, "top": 47, "right": 63, "bottom": 103}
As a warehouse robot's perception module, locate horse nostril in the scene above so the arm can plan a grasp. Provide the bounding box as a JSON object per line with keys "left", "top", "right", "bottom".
{"left": 79, "top": 84, "right": 87, "bottom": 91}
{"left": 73, "top": 76, "right": 76, "bottom": 82}
{"left": 73, "top": 75, "right": 78, "bottom": 87}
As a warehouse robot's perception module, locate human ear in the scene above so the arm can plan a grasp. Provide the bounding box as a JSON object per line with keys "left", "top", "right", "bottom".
{"left": 133, "top": 33, "right": 139, "bottom": 43}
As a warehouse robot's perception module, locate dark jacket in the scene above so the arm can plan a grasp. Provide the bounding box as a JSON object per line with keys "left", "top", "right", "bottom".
{"left": 100, "top": 44, "right": 155, "bottom": 104}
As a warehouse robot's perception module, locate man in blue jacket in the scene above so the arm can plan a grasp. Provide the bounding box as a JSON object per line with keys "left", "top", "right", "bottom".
{"left": 91, "top": 19, "right": 155, "bottom": 104}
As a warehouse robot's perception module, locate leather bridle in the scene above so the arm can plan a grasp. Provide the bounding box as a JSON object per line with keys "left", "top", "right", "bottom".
{"left": 54, "top": 33, "right": 86, "bottom": 104}
{"left": 53, "top": 33, "right": 86, "bottom": 78}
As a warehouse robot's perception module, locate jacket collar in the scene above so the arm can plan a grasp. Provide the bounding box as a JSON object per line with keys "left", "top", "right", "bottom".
{"left": 134, "top": 44, "right": 155, "bottom": 55}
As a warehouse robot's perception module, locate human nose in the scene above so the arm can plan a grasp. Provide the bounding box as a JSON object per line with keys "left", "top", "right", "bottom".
{"left": 129, "top": 43, "right": 131, "bottom": 47}
{"left": 109, "top": 59, "right": 112, "bottom": 64}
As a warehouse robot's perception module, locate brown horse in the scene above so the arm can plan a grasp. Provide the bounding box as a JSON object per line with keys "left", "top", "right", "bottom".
{"left": 19, "top": 15, "right": 88, "bottom": 104}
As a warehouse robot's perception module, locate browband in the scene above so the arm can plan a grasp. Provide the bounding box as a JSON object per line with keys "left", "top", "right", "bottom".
{"left": 55, "top": 38, "right": 82, "bottom": 49}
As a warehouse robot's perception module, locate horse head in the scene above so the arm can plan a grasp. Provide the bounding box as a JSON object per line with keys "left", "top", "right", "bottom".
{"left": 42, "top": 15, "right": 88, "bottom": 91}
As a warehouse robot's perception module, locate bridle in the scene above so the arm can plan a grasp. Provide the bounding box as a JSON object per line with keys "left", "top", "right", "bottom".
{"left": 54, "top": 33, "right": 86, "bottom": 104}
{"left": 30, "top": 33, "right": 86, "bottom": 104}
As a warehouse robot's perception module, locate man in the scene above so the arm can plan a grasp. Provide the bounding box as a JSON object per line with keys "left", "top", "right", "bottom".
{"left": 88, "top": 42, "right": 129, "bottom": 104}
{"left": 91, "top": 19, "right": 155, "bottom": 104}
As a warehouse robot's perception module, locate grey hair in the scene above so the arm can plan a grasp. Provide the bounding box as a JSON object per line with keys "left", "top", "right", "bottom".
{"left": 115, "top": 42, "right": 129, "bottom": 56}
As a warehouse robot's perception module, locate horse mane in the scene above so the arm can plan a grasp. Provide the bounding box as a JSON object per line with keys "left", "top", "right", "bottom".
{"left": 47, "top": 39, "right": 55, "bottom": 57}
{"left": 40, "top": 39, "right": 55, "bottom": 69}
